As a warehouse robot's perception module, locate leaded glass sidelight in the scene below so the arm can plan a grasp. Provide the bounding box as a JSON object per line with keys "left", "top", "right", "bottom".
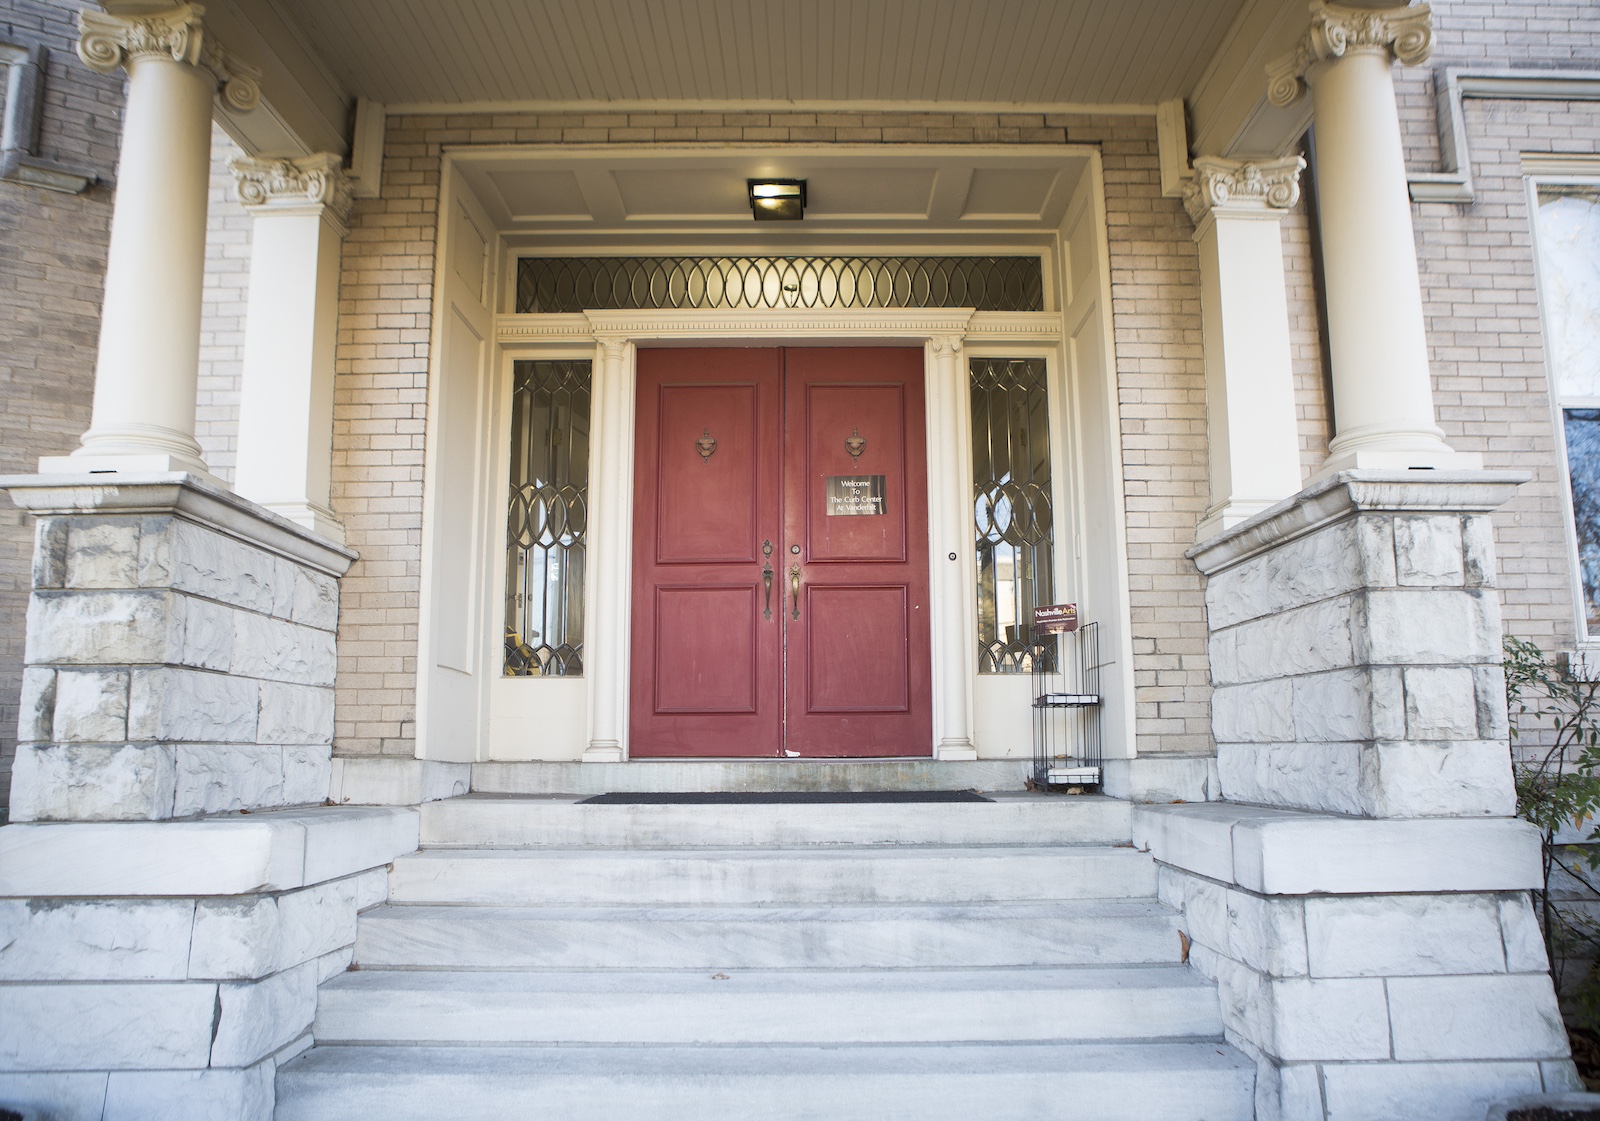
{"left": 505, "top": 360, "right": 590, "bottom": 676}
{"left": 972, "top": 357, "right": 1056, "bottom": 673}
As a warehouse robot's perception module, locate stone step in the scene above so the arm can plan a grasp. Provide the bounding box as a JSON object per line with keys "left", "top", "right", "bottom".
{"left": 469, "top": 758, "right": 1034, "bottom": 795}
{"left": 275, "top": 1040, "right": 1256, "bottom": 1121}
{"left": 420, "top": 793, "right": 1132, "bottom": 848}
{"left": 355, "top": 900, "right": 1187, "bottom": 969}
{"left": 312, "top": 964, "right": 1222, "bottom": 1046}
{"left": 387, "top": 844, "right": 1154, "bottom": 905}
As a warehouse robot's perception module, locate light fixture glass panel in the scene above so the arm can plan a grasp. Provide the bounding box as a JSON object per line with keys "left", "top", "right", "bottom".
{"left": 505, "top": 360, "right": 591, "bottom": 676}
{"left": 971, "top": 357, "right": 1055, "bottom": 673}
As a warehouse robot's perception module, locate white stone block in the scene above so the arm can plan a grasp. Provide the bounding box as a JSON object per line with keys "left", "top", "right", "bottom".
{"left": 1476, "top": 665, "right": 1511, "bottom": 741}
{"left": 0, "top": 807, "right": 417, "bottom": 897}
{"left": 282, "top": 744, "right": 334, "bottom": 805}
{"left": 26, "top": 589, "right": 178, "bottom": 665}
{"left": 1541, "top": 1062, "right": 1587, "bottom": 1092}
{"left": 1136, "top": 803, "right": 1544, "bottom": 895}
{"left": 1179, "top": 874, "right": 1229, "bottom": 955}
{"left": 257, "top": 682, "right": 334, "bottom": 744}
{"left": 1403, "top": 665, "right": 1479, "bottom": 739}
{"left": 1388, "top": 974, "right": 1568, "bottom": 1061}
{"left": 0, "top": 982, "right": 216, "bottom": 1069}
{"left": 292, "top": 567, "right": 339, "bottom": 632}
{"left": 9, "top": 743, "right": 177, "bottom": 822}
{"left": 1367, "top": 740, "right": 1517, "bottom": 818}
{"left": 170, "top": 520, "right": 279, "bottom": 614}
{"left": 1361, "top": 588, "right": 1500, "bottom": 665}
{"left": 1205, "top": 518, "right": 1365, "bottom": 629}
{"left": 0, "top": 1072, "right": 109, "bottom": 1121}
{"left": 316, "top": 944, "right": 355, "bottom": 981}
{"left": 1226, "top": 889, "right": 1308, "bottom": 977}
{"left": 211, "top": 959, "right": 320, "bottom": 1066}
{"left": 353, "top": 866, "right": 389, "bottom": 910}
{"left": 1292, "top": 667, "right": 1404, "bottom": 742}
{"left": 177, "top": 595, "right": 234, "bottom": 671}
{"left": 1261, "top": 1062, "right": 1325, "bottom": 1121}
{"left": 17, "top": 667, "right": 54, "bottom": 743}
{"left": 1097, "top": 756, "right": 1217, "bottom": 804}
{"left": 173, "top": 744, "right": 286, "bottom": 817}
{"left": 1215, "top": 956, "right": 1271, "bottom": 1047}
{"left": 328, "top": 757, "right": 470, "bottom": 805}
{"left": 1211, "top": 597, "right": 1355, "bottom": 686}
{"left": 1305, "top": 894, "right": 1505, "bottom": 977}
{"left": 232, "top": 611, "right": 337, "bottom": 686}
{"left": 1393, "top": 515, "right": 1465, "bottom": 587}
{"left": 190, "top": 876, "right": 363, "bottom": 979}
{"left": 65, "top": 520, "right": 141, "bottom": 589}
{"left": 1217, "top": 741, "right": 1366, "bottom": 816}
{"left": 32, "top": 517, "right": 69, "bottom": 589}
{"left": 1269, "top": 977, "right": 1391, "bottom": 1061}
{"left": 0, "top": 898, "right": 194, "bottom": 980}
{"left": 51, "top": 669, "right": 130, "bottom": 742}
{"left": 135, "top": 513, "right": 175, "bottom": 585}
{"left": 271, "top": 555, "right": 300, "bottom": 619}
{"left": 1499, "top": 894, "right": 1550, "bottom": 973}
{"left": 103, "top": 1062, "right": 273, "bottom": 1121}
{"left": 1212, "top": 680, "right": 1293, "bottom": 742}
{"left": 1463, "top": 514, "right": 1498, "bottom": 587}
{"left": 1322, "top": 1060, "right": 1542, "bottom": 1121}
{"left": 128, "top": 666, "right": 257, "bottom": 743}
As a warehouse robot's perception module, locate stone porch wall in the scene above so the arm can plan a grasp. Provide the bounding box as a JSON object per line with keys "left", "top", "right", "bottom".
{"left": 0, "top": 0, "right": 121, "bottom": 813}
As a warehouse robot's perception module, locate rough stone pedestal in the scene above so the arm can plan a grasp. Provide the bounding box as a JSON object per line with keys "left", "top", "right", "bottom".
{"left": 0, "top": 474, "right": 418, "bottom": 1121}
{"left": 1159, "top": 470, "right": 1580, "bottom": 1121}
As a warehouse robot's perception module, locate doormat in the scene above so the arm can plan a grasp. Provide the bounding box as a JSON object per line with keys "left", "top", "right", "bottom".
{"left": 579, "top": 790, "right": 994, "bottom": 804}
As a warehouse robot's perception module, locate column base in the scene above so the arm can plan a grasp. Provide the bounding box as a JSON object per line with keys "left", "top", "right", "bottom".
{"left": 1310, "top": 447, "right": 1484, "bottom": 483}
{"left": 582, "top": 743, "right": 626, "bottom": 763}
{"left": 935, "top": 741, "right": 978, "bottom": 761}
{"left": 40, "top": 451, "right": 217, "bottom": 482}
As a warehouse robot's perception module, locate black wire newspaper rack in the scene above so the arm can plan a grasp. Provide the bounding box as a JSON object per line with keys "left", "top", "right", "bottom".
{"left": 1031, "top": 621, "right": 1104, "bottom": 788}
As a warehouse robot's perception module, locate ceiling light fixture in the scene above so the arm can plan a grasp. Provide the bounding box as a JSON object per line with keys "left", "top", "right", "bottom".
{"left": 747, "top": 178, "right": 806, "bottom": 221}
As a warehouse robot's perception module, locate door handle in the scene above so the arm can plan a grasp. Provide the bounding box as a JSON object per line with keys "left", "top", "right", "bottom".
{"left": 790, "top": 564, "right": 801, "bottom": 620}
{"left": 762, "top": 561, "right": 774, "bottom": 620}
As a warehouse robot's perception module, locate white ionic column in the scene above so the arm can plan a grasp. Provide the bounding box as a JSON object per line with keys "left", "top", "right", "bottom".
{"left": 45, "top": 4, "right": 259, "bottom": 476}
{"left": 585, "top": 337, "right": 635, "bottom": 762}
{"left": 1185, "top": 156, "right": 1307, "bottom": 540}
{"left": 1268, "top": 1, "right": 1478, "bottom": 474}
{"left": 231, "top": 155, "right": 353, "bottom": 542}
{"left": 926, "top": 334, "right": 977, "bottom": 760}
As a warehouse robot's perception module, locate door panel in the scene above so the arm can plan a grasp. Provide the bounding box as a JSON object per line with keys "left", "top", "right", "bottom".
{"left": 784, "top": 348, "right": 932, "bottom": 756}
{"left": 630, "top": 349, "right": 782, "bottom": 755}
{"left": 630, "top": 346, "right": 930, "bottom": 757}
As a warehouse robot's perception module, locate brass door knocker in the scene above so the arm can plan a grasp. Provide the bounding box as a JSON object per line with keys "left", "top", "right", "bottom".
{"left": 696, "top": 428, "right": 717, "bottom": 463}
{"left": 845, "top": 427, "right": 866, "bottom": 461}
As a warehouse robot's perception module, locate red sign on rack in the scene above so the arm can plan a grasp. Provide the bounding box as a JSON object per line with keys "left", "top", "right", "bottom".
{"left": 1032, "top": 603, "right": 1079, "bottom": 634}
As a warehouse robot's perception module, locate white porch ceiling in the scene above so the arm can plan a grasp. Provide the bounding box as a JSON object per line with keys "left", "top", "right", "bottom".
{"left": 265, "top": 0, "right": 1250, "bottom": 109}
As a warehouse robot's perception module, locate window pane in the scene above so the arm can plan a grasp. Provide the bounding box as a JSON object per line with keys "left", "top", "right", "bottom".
{"left": 971, "top": 357, "right": 1055, "bottom": 673}
{"left": 505, "top": 360, "right": 590, "bottom": 676}
{"left": 1536, "top": 187, "right": 1600, "bottom": 398}
{"left": 1565, "top": 409, "right": 1600, "bottom": 632}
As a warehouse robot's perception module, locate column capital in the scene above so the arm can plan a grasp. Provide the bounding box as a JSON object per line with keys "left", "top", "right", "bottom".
{"left": 1266, "top": 1, "right": 1432, "bottom": 108}
{"left": 1183, "top": 155, "right": 1306, "bottom": 227}
{"left": 231, "top": 153, "right": 354, "bottom": 228}
{"left": 926, "top": 333, "right": 964, "bottom": 358}
{"left": 77, "top": 3, "right": 260, "bottom": 112}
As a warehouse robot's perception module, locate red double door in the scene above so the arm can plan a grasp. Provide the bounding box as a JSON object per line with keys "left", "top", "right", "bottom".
{"left": 629, "top": 347, "right": 933, "bottom": 758}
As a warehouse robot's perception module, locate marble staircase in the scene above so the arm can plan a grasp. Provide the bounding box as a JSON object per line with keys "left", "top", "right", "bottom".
{"left": 274, "top": 794, "right": 1256, "bottom": 1120}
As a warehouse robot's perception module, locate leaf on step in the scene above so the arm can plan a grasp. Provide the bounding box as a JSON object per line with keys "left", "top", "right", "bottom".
{"left": 1179, "top": 930, "right": 1192, "bottom": 963}
{"left": 712, "top": 973, "right": 730, "bottom": 980}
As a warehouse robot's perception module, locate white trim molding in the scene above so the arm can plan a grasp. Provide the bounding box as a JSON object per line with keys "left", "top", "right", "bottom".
{"left": 1410, "top": 68, "right": 1600, "bottom": 203}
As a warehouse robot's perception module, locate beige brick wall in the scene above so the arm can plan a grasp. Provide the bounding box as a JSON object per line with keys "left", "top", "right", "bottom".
{"left": 0, "top": 0, "right": 122, "bottom": 811}
{"left": 329, "top": 110, "right": 1232, "bottom": 759}
{"left": 195, "top": 125, "right": 251, "bottom": 483}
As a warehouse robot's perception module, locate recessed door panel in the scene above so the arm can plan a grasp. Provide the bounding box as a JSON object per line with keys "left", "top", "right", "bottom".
{"left": 630, "top": 346, "right": 930, "bottom": 757}
{"left": 656, "top": 385, "right": 759, "bottom": 564}
{"left": 805, "top": 585, "right": 911, "bottom": 712}
{"left": 654, "top": 585, "right": 759, "bottom": 713}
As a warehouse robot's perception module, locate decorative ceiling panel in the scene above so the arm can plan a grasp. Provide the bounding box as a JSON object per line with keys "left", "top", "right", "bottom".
{"left": 266, "top": 0, "right": 1248, "bottom": 108}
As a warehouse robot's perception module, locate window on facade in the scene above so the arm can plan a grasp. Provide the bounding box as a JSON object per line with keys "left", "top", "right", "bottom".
{"left": 504, "top": 360, "right": 590, "bottom": 676}
{"left": 971, "top": 357, "right": 1055, "bottom": 673}
{"left": 1534, "top": 185, "right": 1600, "bottom": 632}
{"left": 516, "top": 256, "right": 1044, "bottom": 313}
